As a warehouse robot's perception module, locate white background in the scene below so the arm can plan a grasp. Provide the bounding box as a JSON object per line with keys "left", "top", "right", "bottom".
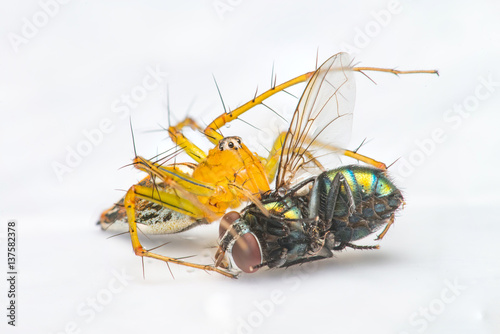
{"left": 1, "top": 1, "right": 499, "bottom": 333}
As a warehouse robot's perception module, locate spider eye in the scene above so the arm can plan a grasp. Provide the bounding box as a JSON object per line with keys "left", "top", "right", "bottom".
{"left": 236, "top": 138, "right": 241, "bottom": 144}
{"left": 228, "top": 142, "right": 234, "bottom": 149}
{"left": 219, "top": 143, "right": 224, "bottom": 151}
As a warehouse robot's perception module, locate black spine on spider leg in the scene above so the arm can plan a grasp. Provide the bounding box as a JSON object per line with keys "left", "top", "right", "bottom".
{"left": 212, "top": 74, "right": 228, "bottom": 115}
{"left": 270, "top": 61, "right": 275, "bottom": 90}
{"left": 261, "top": 102, "right": 287, "bottom": 123}
{"left": 129, "top": 117, "right": 138, "bottom": 158}
{"left": 165, "top": 84, "right": 171, "bottom": 128}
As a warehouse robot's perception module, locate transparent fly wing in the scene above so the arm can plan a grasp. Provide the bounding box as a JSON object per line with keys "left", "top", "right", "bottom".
{"left": 276, "top": 52, "right": 356, "bottom": 190}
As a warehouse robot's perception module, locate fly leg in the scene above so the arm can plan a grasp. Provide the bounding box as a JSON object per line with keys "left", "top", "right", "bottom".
{"left": 324, "top": 172, "right": 356, "bottom": 221}
{"left": 280, "top": 251, "right": 333, "bottom": 268}
{"left": 309, "top": 172, "right": 355, "bottom": 223}
{"left": 375, "top": 214, "right": 395, "bottom": 240}
{"left": 329, "top": 236, "right": 380, "bottom": 251}
{"left": 346, "top": 243, "right": 379, "bottom": 250}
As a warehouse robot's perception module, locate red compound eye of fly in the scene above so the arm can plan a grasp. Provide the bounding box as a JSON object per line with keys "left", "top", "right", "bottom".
{"left": 219, "top": 211, "right": 262, "bottom": 273}
{"left": 232, "top": 232, "right": 262, "bottom": 273}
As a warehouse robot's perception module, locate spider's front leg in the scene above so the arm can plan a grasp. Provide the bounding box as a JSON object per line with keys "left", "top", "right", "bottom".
{"left": 124, "top": 182, "right": 237, "bottom": 278}
{"left": 203, "top": 60, "right": 437, "bottom": 146}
